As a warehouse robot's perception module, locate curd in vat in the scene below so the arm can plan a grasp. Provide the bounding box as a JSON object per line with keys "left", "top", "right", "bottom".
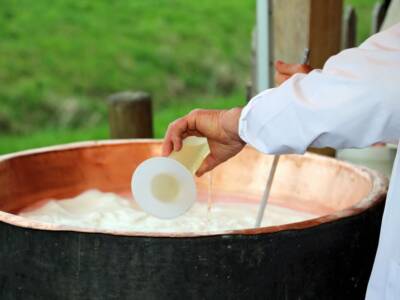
{"left": 20, "top": 189, "right": 316, "bottom": 233}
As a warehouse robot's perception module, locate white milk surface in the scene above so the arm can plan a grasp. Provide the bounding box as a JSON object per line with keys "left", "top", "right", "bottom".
{"left": 19, "top": 189, "right": 316, "bottom": 233}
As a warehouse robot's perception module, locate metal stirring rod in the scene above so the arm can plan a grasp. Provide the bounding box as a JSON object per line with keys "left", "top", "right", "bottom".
{"left": 254, "top": 48, "right": 310, "bottom": 228}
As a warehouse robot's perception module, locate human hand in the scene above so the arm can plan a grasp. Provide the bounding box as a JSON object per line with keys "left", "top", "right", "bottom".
{"left": 162, "top": 108, "right": 246, "bottom": 176}
{"left": 274, "top": 60, "right": 313, "bottom": 86}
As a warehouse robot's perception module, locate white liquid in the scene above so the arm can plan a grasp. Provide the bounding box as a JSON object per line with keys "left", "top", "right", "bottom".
{"left": 19, "top": 190, "right": 316, "bottom": 233}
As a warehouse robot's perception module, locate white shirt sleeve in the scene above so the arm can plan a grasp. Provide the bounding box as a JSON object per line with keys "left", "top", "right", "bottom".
{"left": 239, "top": 23, "right": 400, "bottom": 155}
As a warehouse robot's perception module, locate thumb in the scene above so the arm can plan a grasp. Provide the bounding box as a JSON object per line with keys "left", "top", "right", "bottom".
{"left": 195, "top": 154, "right": 219, "bottom": 177}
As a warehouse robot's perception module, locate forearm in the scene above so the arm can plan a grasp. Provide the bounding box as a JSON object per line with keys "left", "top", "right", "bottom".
{"left": 240, "top": 75, "right": 397, "bottom": 154}
{"left": 239, "top": 24, "right": 400, "bottom": 155}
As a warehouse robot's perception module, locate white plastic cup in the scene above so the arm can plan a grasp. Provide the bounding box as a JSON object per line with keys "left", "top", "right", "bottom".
{"left": 131, "top": 137, "right": 210, "bottom": 219}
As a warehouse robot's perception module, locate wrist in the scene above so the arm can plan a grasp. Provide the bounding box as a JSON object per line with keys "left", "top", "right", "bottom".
{"left": 221, "top": 107, "right": 245, "bottom": 144}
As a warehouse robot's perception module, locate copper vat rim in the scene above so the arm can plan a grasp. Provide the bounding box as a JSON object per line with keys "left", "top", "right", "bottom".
{"left": 0, "top": 140, "right": 389, "bottom": 238}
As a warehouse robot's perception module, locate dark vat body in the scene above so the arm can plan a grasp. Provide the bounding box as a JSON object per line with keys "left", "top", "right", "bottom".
{"left": 0, "top": 204, "right": 384, "bottom": 300}
{"left": 0, "top": 141, "right": 387, "bottom": 300}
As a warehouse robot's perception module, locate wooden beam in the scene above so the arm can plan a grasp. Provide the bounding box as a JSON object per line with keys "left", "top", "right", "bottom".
{"left": 272, "top": 0, "right": 310, "bottom": 65}
{"left": 372, "top": 0, "right": 390, "bottom": 33}
{"left": 108, "top": 91, "right": 153, "bottom": 139}
{"left": 381, "top": 0, "right": 398, "bottom": 31}
{"left": 272, "top": 0, "right": 343, "bottom": 68}
{"left": 271, "top": 0, "right": 343, "bottom": 157}
{"left": 342, "top": 6, "right": 357, "bottom": 49}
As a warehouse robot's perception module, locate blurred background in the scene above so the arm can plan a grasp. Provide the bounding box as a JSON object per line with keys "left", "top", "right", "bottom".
{"left": 0, "top": 0, "right": 377, "bottom": 154}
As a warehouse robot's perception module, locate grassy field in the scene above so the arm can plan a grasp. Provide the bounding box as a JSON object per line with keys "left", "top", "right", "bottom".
{"left": 0, "top": 95, "right": 242, "bottom": 154}
{"left": 0, "top": 0, "right": 377, "bottom": 154}
{"left": 0, "top": 0, "right": 254, "bottom": 153}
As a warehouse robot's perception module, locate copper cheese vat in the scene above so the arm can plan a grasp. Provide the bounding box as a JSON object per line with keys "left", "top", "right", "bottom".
{"left": 0, "top": 140, "right": 387, "bottom": 300}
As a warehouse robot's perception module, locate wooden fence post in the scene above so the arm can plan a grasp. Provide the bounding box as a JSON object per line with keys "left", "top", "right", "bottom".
{"left": 247, "top": 26, "right": 257, "bottom": 101}
{"left": 272, "top": 0, "right": 343, "bottom": 70}
{"left": 246, "top": 81, "right": 253, "bottom": 102}
{"left": 342, "top": 6, "right": 357, "bottom": 49}
{"left": 271, "top": 0, "right": 343, "bottom": 157}
{"left": 372, "top": 0, "right": 390, "bottom": 33}
{"left": 108, "top": 91, "right": 153, "bottom": 139}
{"left": 380, "top": 0, "right": 399, "bottom": 30}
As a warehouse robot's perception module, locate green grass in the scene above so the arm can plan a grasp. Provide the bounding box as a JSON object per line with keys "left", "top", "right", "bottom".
{"left": 0, "top": 0, "right": 378, "bottom": 155}
{"left": 0, "top": 94, "right": 244, "bottom": 154}
{"left": 0, "top": 0, "right": 254, "bottom": 133}
{"left": 0, "top": 126, "right": 108, "bottom": 155}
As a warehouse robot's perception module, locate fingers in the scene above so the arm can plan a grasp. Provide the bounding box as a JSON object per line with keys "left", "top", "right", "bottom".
{"left": 275, "top": 60, "right": 312, "bottom": 75}
{"left": 162, "top": 109, "right": 205, "bottom": 156}
{"left": 162, "top": 139, "right": 173, "bottom": 156}
{"left": 195, "top": 154, "right": 219, "bottom": 177}
{"left": 162, "top": 117, "right": 188, "bottom": 156}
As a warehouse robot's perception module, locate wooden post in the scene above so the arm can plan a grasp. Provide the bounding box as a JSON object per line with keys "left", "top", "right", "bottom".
{"left": 249, "top": 26, "right": 258, "bottom": 100}
{"left": 270, "top": 0, "right": 343, "bottom": 157}
{"left": 342, "top": 6, "right": 357, "bottom": 49}
{"left": 108, "top": 91, "right": 153, "bottom": 139}
{"left": 246, "top": 82, "right": 253, "bottom": 102}
{"left": 272, "top": 0, "right": 343, "bottom": 69}
{"left": 251, "top": 0, "right": 342, "bottom": 89}
{"left": 246, "top": 26, "right": 259, "bottom": 101}
{"left": 381, "top": 0, "right": 398, "bottom": 31}
{"left": 372, "top": 0, "right": 391, "bottom": 33}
